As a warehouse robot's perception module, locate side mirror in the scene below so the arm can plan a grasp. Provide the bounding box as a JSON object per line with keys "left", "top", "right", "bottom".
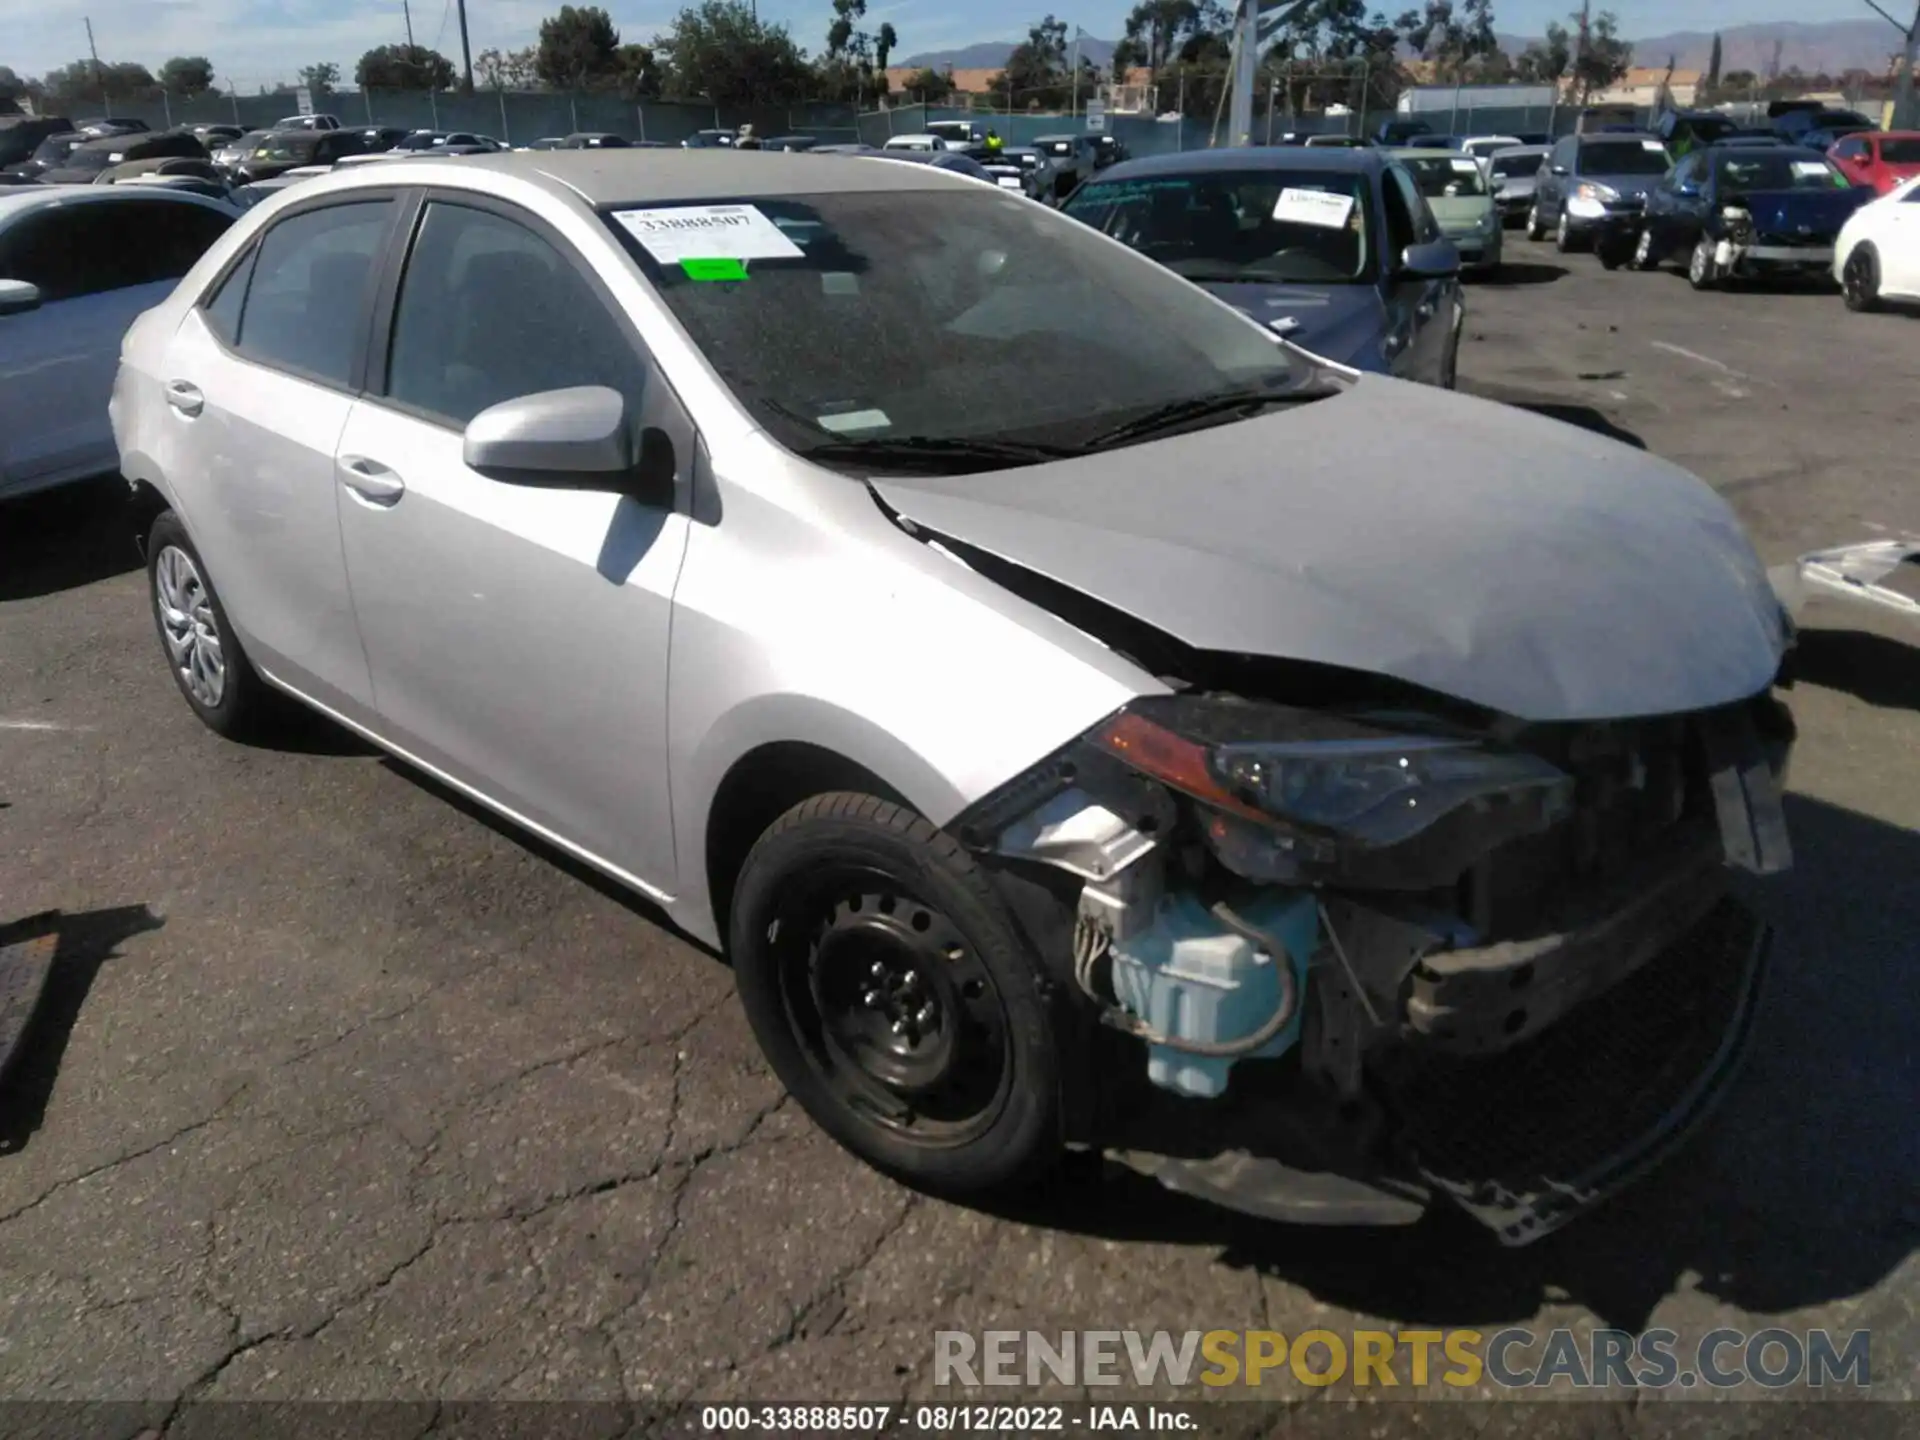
{"left": 0, "top": 278, "right": 43, "bottom": 316}
{"left": 462, "top": 385, "right": 675, "bottom": 506}
{"left": 1399, "top": 239, "right": 1460, "bottom": 279}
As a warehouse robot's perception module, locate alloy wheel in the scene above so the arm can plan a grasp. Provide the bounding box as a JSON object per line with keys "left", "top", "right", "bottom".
{"left": 1843, "top": 249, "right": 1878, "bottom": 311}
{"left": 154, "top": 544, "right": 226, "bottom": 709}
{"left": 1689, "top": 239, "right": 1713, "bottom": 288}
{"left": 1633, "top": 228, "right": 1654, "bottom": 269}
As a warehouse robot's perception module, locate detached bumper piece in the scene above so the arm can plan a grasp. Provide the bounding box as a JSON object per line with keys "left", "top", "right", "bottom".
{"left": 1376, "top": 897, "right": 1767, "bottom": 1247}
{"left": 1773, "top": 538, "right": 1920, "bottom": 626}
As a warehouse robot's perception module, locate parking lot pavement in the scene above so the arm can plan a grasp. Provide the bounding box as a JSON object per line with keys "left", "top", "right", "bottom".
{"left": 0, "top": 236, "right": 1916, "bottom": 1428}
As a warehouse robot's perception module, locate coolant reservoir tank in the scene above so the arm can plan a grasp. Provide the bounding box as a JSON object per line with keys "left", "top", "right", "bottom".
{"left": 1108, "top": 891, "right": 1318, "bottom": 1099}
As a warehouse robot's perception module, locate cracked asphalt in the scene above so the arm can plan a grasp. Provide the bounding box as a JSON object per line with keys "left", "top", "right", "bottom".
{"left": 0, "top": 237, "right": 1916, "bottom": 1436}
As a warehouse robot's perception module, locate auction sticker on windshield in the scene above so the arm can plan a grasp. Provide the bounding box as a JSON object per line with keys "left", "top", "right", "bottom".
{"left": 613, "top": 204, "right": 805, "bottom": 264}
{"left": 1272, "top": 188, "right": 1354, "bottom": 228}
{"left": 1451, "top": 158, "right": 1478, "bottom": 172}
{"left": 1643, "top": 140, "right": 1666, "bottom": 152}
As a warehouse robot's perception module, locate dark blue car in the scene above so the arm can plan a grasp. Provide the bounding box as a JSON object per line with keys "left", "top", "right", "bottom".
{"left": 1637, "top": 143, "right": 1875, "bottom": 289}
{"left": 1059, "top": 147, "right": 1465, "bottom": 386}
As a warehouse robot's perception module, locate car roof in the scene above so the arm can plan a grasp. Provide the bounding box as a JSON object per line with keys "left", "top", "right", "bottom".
{"left": 1714, "top": 144, "right": 1829, "bottom": 164}
{"left": 1488, "top": 144, "right": 1549, "bottom": 156}
{"left": 1573, "top": 131, "right": 1662, "bottom": 144}
{"left": 0, "top": 183, "right": 234, "bottom": 224}
{"left": 1099, "top": 145, "right": 1386, "bottom": 182}
{"left": 267, "top": 149, "right": 980, "bottom": 208}
{"left": 1391, "top": 146, "right": 1478, "bottom": 158}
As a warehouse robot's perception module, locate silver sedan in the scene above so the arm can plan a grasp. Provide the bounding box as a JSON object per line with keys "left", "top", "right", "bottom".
{"left": 111, "top": 151, "right": 1796, "bottom": 1244}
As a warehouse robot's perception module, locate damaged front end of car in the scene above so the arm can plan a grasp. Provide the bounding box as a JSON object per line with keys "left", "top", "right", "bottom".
{"left": 954, "top": 675, "right": 1794, "bottom": 1246}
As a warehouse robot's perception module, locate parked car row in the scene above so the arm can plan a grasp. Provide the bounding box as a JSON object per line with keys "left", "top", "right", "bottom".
{"left": 1488, "top": 124, "right": 1920, "bottom": 313}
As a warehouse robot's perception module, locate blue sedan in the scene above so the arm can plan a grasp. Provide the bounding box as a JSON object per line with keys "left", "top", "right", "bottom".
{"left": 1059, "top": 146, "right": 1465, "bottom": 386}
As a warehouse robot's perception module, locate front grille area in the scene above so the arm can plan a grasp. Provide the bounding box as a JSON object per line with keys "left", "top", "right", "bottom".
{"left": 1373, "top": 896, "right": 1765, "bottom": 1244}
{"left": 1463, "top": 713, "right": 1702, "bottom": 939}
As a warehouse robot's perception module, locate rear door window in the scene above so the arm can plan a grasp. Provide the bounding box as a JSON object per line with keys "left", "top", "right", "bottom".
{"left": 233, "top": 200, "right": 392, "bottom": 388}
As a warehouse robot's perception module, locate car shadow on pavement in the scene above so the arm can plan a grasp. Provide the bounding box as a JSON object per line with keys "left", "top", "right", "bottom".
{"left": 1790, "top": 627, "right": 1920, "bottom": 712}
{"left": 0, "top": 476, "right": 144, "bottom": 603}
{"left": 0, "top": 905, "right": 166, "bottom": 1156}
{"left": 379, "top": 761, "right": 705, "bottom": 954}
{"left": 1472, "top": 261, "right": 1568, "bottom": 287}
{"left": 1002, "top": 792, "right": 1916, "bottom": 1334}
{"left": 1462, "top": 383, "right": 1648, "bottom": 452}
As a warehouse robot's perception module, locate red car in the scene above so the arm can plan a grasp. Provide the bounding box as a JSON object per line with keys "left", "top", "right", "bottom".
{"left": 1830, "top": 130, "right": 1920, "bottom": 194}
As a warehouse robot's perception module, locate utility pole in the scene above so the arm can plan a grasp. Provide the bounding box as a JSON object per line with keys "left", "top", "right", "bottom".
{"left": 1071, "top": 27, "right": 1081, "bottom": 118}
{"left": 403, "top": 0, "right": 416, "bottom": 49}
{"left": 1863, "top": 0, "right": 1919, "bottom": 129}
{"left": 84, "top": 17, "right": 104, "bottom": 110}
{"left": 1226, "top": 0, "right": 1255, "bottom": 145}
{"left": 456, "top": 0, "right": 474, "bottom": 92}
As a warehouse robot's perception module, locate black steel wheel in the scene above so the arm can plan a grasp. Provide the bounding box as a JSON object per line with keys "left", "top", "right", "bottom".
{"left": 729, "top": 793, "right": 1061, "bottom": 1194}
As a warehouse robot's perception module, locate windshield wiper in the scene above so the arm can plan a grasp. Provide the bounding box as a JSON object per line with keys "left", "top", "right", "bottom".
{"left": 792, "top": 434, "right": 1082, "bottom": 474}
{"left": 1082, "top": 386, "right": 1328, "bottom": 451}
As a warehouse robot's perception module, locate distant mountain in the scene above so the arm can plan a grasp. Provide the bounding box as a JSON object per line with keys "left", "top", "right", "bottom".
{"left": 1607, "top": 21, "right": 1898, "bottom": 76}
{"left": 904, "top": 19, "right": 1899, "bottom": 81}
{"left": 899, "top": 37, "right": 1116, "bottom": 71}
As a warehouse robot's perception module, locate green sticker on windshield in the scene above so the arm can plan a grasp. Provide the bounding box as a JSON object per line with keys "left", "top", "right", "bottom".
{"left": 681, "top": 256, "right": 748, "bottom": 282}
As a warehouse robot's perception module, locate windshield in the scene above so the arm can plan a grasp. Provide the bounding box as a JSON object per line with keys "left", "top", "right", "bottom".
{"left": 1400, "top": 155, "right": 1490, "bottom": 198}
{"left": 602, "top": 190, "right": 1319, "bottom": 472}
{"left": 1717, "top": 153, "right": 1849, "bottom": 193}
{"left": 31, "top": 134, "right": 83, "bottom": 164}
{"left": 1680, "top": 116, "right": 1737, "bottom": 141}
{"left": 1882, "top": 138, "right": 1920, "bottom": 163}
{"left": 1489, "top": 153, "right": 1541, "bottom": 178}
{"left": 254, "top": 134, "right": 319, "bottom": 161}
{"left": 61, "top": 146, "right": 117, "bottom": 173}
{"left": 1062, "top": 170, "right": 1373, "bottom": 285}
{"left": 1578, "top": 140, "right": 1670, "bottom": 174}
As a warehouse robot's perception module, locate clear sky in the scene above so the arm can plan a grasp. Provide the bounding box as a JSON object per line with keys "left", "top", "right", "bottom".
{"left": 5, "top": 0, "right": 1877, "bottom": 94}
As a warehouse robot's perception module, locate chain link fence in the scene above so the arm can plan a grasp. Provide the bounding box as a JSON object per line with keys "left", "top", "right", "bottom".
{"left": 78, "top": 89, "right": 862, "bottom": 148}
{"left": 85, "top": 85, "right": 1637, "bottom": 159}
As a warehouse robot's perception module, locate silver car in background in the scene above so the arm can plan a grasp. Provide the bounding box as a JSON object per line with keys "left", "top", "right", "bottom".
{"left": 111, "top": 151, "right": 1795, "bottom": 1246}
{"left": 1486, "top": 143, "right": 1550, "bottom": 226}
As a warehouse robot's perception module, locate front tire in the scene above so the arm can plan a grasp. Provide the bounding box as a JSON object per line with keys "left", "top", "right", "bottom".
{"left": 146, "top": 511, "right": 281, "bottom": 739}
{"left": 1525, "top": 205, "right": 1546, "bottom": 242}
{"left": 1631, "top": 227, "right": 1657, "bottom": 271}
{"left": 729, "top": 792, "right": 1062, "bottom": 1196}
{"left": 1555, "top": 210, "right": 1580, "bottom": 252}
{"left": 1688, "top": 237, "right": 1720, "bottom": 290}
{"left": 1843, "top": 244, "right": 1882, "bottom": 312}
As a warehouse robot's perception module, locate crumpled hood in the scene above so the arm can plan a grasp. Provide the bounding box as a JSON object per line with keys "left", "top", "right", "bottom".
{"left": 1196, "top": 282, "right": 1383, "bottom": 370}
{"left": 1733, "top": 186, "right": 1873, "bottom": 236}
{"left": 872, "top": 378, "right": 1786, "bottom": 723}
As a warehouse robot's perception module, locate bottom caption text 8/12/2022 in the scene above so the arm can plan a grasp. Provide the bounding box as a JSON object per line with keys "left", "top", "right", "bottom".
{"left": 697, "top": 1404, "right": 1201, "bottom": 1432}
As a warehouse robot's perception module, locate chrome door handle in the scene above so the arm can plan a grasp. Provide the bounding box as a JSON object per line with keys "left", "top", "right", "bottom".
{"left": 338, "top": 455, "right": 406, "bottom": 505}
{"left": 165, "top": 380, "right": 204, "bottom": 417}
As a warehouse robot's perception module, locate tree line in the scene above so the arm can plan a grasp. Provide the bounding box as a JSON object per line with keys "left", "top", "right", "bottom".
{"left": 0, "top": 0, "right": 913, "bottom": 114}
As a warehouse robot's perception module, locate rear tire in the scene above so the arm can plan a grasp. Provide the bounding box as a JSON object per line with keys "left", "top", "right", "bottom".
{"left": 146, "top": 511, "right": 283, "bottom": 740}
{"left": 729, "top": 792, "right": 1062, "bottom": 1197}
{"left": 1843, "top": 244, "right": 1882, "bottom": 312}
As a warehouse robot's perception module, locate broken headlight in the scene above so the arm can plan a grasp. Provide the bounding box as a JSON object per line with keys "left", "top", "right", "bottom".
{"left": 1090, "top": 697, "right": 1575, "bottom": 885}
